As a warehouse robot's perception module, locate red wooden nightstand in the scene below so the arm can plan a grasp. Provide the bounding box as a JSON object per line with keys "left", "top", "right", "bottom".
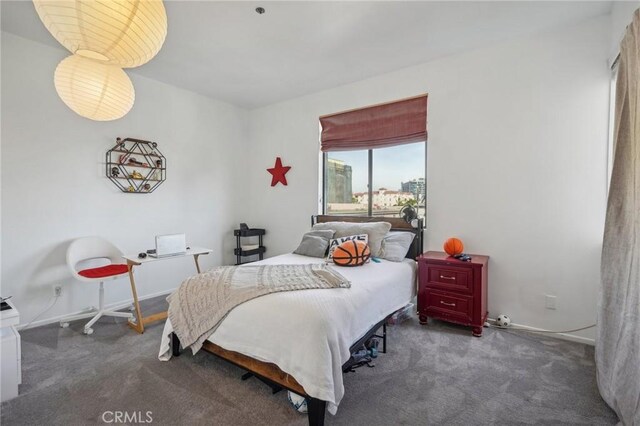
{"left": 417, "top": 251, "right": 489, "bottom": 337}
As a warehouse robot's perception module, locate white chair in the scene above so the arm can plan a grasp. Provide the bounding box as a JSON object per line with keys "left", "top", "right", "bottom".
{"left": 59, "top": 237, "right": 134, "bottom": 335}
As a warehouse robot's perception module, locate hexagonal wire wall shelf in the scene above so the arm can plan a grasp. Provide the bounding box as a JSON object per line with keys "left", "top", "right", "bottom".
{"left": 106, "top": 137, "right": 166, "bottom": 193}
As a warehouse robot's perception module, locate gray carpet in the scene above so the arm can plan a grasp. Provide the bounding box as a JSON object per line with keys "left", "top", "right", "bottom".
{"left": 1, "top": 295, "right": 617, "bottom": 425}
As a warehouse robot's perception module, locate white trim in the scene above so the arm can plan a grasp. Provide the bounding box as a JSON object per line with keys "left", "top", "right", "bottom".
{"left": 16, "top": 288, "right": 174, "bottom": 331}
{"left": 487, "top": 318, "right": 595, "bottom": 346}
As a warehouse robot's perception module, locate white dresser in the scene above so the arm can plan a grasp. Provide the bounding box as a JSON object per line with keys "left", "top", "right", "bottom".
{"left": 0, "top": 299, "right": 21, "bottom": 402}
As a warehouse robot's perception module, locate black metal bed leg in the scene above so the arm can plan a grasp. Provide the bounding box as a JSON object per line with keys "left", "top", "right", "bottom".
{"left": 171, "top": 332, "right": 181, "bottom": 357}
{"left": 382, "top": 323, "right": 387, "bottom": 354}
{"left": 307, "top": 398, "right": 326, "bottom": 426}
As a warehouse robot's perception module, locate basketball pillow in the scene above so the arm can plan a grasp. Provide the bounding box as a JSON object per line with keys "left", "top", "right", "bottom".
{"left": 443, "top": 237, "right": 464, "bottom": 256}
{"left": 327, "top": 234, "right": 368, "bottom": 261}
{"left": 333, "top": 240, "right": 371, "bottom": 267}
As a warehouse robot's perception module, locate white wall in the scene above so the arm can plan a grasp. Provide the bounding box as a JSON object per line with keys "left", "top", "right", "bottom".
{"left": 1, "top": 32, "right": 248, "bottom": 327}
{"left": 243, "top": 16, "right": 611, "bottom": 342}
{"left": 609, "top": 1, "right": 639, "bottom": 60}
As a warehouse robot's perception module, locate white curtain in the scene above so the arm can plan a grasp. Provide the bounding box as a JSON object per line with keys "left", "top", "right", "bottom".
{"left": 596, "top": 8, "right": 640, "bottom": 426}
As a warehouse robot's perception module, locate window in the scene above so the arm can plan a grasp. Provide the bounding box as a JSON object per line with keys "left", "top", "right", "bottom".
{"left": 323, "top": 142, "right": 426, "bottom": 221}
{"left": 319, "top": 94, "right": 428, "bottom": 223}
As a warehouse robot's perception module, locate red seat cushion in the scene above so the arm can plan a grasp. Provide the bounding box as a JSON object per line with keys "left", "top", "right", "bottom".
{"left": 78, "top": 264, "right": 129, "bottom": 279}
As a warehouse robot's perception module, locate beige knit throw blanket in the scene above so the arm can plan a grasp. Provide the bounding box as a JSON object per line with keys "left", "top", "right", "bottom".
{"left": 168, "top": 264, "right": 350, "bottom": 354}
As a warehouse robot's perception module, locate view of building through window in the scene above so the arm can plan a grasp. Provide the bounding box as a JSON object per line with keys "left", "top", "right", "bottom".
{"left": 325, "top": 142, "right": 426, "bottom": 220}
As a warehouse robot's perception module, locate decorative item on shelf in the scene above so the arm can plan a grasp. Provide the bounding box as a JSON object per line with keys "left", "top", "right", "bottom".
{"left": 267, "top": 157, "right": 291, "bottom": 187}
{"left": 106, "top": 137, "right": 166, "bottom": 194}
{"left": 154, "top": 159, "right": 163, "bottom": 180}
{"left": 32, "top": 0, "right": 167, "bottom": 121}
{"left": 129, "top": 171, "right": 144, "bottom": 180}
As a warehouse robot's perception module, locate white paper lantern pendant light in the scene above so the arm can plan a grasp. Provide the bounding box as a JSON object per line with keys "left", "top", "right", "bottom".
{"left": 55, "top": 54, "right": 135, "bottom": 121}
{"left": 33, "top": 0, "right": 167, "bottom": 121}
{"left": 33, "top": 0, "right": 167, "bottom": 68}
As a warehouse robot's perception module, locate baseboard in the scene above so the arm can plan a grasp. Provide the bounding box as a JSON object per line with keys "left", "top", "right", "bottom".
{"left": 487, "top": 318, "right": 595, "bottom": 346}
{"left": 16, "top": 289, "right": 174, "bottom": 331}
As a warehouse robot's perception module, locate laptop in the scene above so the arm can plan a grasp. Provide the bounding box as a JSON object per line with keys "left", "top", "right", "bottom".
{"left": 149, "top": 234, "right": 187, "bottom": 258}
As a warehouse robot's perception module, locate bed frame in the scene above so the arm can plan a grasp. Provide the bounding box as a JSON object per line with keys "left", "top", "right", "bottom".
{"left": 170, "top": 215, "right": 423, "bottom": 426}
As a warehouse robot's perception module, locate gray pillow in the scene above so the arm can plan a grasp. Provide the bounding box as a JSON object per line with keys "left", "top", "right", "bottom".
{"left": 381, "top": 231, "right": 415, "bottom": 262}
{"left": 293, "top": 230, "right": 335, "bottom": 257}
{"left": 312, "top": 221, "right": 391, "bottom": 257}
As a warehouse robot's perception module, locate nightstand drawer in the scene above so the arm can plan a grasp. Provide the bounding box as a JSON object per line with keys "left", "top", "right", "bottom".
{"left": 426, "top": 266, "right": 473, "bottom": 294}
{"left": 422, "top": 289, "right": 473, "bottom": 323}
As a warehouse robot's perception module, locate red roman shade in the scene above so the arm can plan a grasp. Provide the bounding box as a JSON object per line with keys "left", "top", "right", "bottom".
{"left": 320, "top": 94, "right": 427, "bottom": 152}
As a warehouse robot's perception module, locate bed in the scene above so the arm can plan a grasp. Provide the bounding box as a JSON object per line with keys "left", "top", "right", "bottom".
{"left": 159, "top": 215, "right": 422, "bottom": 425}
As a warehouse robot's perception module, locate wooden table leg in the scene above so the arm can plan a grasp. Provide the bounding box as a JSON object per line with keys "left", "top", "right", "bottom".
{"left": 126, "top": 262, "right": 145, "bottom": 334}
{"left": 126, "top": 252, "right": 210, "bottom": 335}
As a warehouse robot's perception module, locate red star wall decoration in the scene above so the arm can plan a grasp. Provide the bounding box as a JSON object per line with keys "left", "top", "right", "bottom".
{"left": 267, "top": 157, "right": 291, "bottom": 187}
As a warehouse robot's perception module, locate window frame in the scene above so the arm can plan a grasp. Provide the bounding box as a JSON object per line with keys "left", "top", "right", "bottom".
{"left": 321, "top": 142, "right": 427, "bottom": 224}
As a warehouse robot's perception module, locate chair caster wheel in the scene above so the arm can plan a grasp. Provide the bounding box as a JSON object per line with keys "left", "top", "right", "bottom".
{"left": 83, "top": 328, "right": 94, "bottom": 335}
{"left": 60, "top": 322, "right": 69, "bottom": 328}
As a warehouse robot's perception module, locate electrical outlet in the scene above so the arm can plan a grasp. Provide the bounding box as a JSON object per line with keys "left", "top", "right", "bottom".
{"left": 545, "top": 294, "right": 556, "bottom": 310}
{"left": 54, "top": 285, "right": 63, "bottom": 297}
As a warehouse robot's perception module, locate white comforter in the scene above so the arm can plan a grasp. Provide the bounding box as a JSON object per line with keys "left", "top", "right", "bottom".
{"left": 158, "top": 253, "right": 416, "bottom": 414}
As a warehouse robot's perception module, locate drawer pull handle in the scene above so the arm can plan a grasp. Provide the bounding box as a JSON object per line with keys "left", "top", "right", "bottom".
{"left": 440, "top": 301, "right": 456, "bottom": 307}
{"left": 440, "top": 275, "right": 456, "bottom": 280}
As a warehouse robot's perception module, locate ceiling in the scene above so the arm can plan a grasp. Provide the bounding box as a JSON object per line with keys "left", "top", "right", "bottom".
{"left": 1, "top": 1, "right": 612, "bottom": 109}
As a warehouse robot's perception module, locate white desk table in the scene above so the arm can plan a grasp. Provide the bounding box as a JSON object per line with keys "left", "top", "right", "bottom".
{"left": 123, "top": 247, "right": 211, "bottom": 334}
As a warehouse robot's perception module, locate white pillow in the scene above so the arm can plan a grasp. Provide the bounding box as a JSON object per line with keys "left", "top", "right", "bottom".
{"left": 313, "top": 221, "right": 391, "bottom": 257}
{"left": 381, "top": 232, "right": 415, "bottom": 262}
{"left": 327, "top": 234, "right": 368, "bottom": 260}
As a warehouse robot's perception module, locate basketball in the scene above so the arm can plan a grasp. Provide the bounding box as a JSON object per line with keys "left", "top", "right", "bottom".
{"left": 333, "top": 240, "right": 371, "bottom": 266}
{"left": 443, "top": 237, "right": 464, "bottom": 256}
